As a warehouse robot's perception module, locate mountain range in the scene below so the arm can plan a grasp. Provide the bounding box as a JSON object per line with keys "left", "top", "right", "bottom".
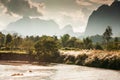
{"left": 85, "top": 0, "right": 120, "bottom": 37}
{"left": 4, "top": 16, "right": 80, "bottom": 37}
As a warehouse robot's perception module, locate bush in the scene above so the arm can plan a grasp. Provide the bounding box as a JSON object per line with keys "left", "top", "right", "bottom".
{"left": 64, "top": 55, "right": 75, "bottom": 64}
{"left": 84, "top": 55, "right": 101, "bottom": 67}
{"left": 94, "top": 44, "right": 103, "bottom": 50}
{"left": 62, "top": 50, "right": 120, "bottom": 70}
{"left": 34, "top": 36, "right": 60, "bottom": 62}
{"left": 75, "top": 54, "right": 88, "bottom": 65}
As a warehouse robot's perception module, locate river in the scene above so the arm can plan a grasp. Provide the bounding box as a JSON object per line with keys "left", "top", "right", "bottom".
{"left": 0, "top": 62, "right": 120, "bottom": 80}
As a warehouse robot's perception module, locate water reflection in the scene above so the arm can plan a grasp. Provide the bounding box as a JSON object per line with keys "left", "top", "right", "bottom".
{"left": 0, "top": 63, "right": 120, "bottom": 80}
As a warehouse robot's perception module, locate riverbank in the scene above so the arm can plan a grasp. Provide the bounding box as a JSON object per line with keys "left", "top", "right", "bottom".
{"left": 0, "top": 60, "right": 54, "bottom": 66}
{"left": 0, "top": 50, "right": 120, "bottom": 70}
{"left": 0, "top": 60, "right": 30, "bottom": 66}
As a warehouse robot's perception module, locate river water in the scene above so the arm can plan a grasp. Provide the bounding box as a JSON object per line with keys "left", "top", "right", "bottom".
{"left": 0, "top": 62, "right": 120, "bottom": 80}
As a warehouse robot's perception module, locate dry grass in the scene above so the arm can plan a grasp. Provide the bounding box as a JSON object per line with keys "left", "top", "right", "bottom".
{"left": 0, "top": 50, "right": 26, "bottom": 54}
{"left": 61, "top": 50, "right": 120, "bottom": 69}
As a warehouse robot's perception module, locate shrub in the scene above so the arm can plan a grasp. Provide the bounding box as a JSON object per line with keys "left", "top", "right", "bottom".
{"left": 64, "top": 55, "right": 75, "bottom": 64}
{"left": 34, "top": 36, "right": 60, "bottom": 62}
{"left": 75, "top": 54, "right": 88, "bottom": 65}
{"left": 94, "top": 43, "right": 103, "bottom": 50}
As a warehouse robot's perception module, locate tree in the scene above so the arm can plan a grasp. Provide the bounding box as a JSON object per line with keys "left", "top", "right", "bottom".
{"left": 34, "top": 36, "right": 40, "bottom": 42}
{"left": 94, "top": 43, "right": 103, "bottom": 50}
{"left": 11, "top": 36, "right": 22, "bottom": 50}
{"left": 114, "top": 37, "right": 120, "bottom": 50}
{"left": 103, "top": 26, "right": 113, "bottom": 50}
{"left": 20, "top": 39, "right": 34, "bottom": 51}
{"left": 83, "top": 37, "right": 93, "bottom": 49}
{"left": 61, "top": 34, "right": 70, "bottom": 47}
{"left": 67, "top": 37, "right": 77, "bottom": 48}
{"left": 0, "top": 32, "right": 5, "bottom": 47}
{"left": 34, "top": 36, "right": 60, "bottom": 62}
{"left": 5, "top": 34, "right": 12, "bottom": 48}
{"left": 114, "top": 37, "right": 119, "bottom": 46}
{"left": 103, "top": 26, "right": 112, "bottom": 43}
{"left": 9, "top": 33, "right": 23, "bottom": 50}
{"left": 74, "top": 39, "right": 83, "bottom": 49}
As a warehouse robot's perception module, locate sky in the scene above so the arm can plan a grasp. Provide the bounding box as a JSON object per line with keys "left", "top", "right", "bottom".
{"left": 0, "top": 0, "right": 114, "bottom": 32}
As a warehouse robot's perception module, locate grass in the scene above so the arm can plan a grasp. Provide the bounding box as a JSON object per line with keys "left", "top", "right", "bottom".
{"left": 0, "top": 50, "right": 26, "bottom": 54}
{"left": 61, "top": 50, "right": 120, "bottom": 69}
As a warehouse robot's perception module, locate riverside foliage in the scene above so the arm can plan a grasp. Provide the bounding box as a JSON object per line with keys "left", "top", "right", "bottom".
{"left": 0, "top": 27, "right": 120, "bottom": 69}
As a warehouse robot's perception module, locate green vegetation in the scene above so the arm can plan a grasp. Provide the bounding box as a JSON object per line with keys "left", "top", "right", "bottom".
{"left": 103, "top": 26, "right": 112, "bottom": 43}
{"left": 34, "top": 36, "right": 60, "bottom": 62}
{"left": 0, "top": 26, "right": 119, "bottom": 52}
{"left": 83, "top": 37, "right": 93, "bottom": 49}
{"left": 0, "top": 27, "right": 120, "bottom": 69}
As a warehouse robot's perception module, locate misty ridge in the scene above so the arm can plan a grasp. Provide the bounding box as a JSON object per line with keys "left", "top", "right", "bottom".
{"left": 4, "top": 17, "right": 80, "bottom": 37}
{"left": 1, "top": 0, "right": 119, "bottom": 38}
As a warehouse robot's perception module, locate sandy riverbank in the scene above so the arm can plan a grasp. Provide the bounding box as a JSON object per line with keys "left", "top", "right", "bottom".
{"left": 0, "top": 60, "right": 30, "bottom": 66}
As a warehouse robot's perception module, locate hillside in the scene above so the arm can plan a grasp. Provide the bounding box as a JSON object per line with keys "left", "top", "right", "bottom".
{"left": 85, "top": 0, "right": 120, "bottom": 37}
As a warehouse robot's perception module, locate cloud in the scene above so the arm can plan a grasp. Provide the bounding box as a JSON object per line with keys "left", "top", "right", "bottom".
{"left": 0, "top": 0, "right": 44, "bottom": 17}
{"left": 60, "top": 11, "right": 88, "bottom": 33}
{"left": 42, "top": 10, "right": 87, "bottom": 33}
{"left": 90, "top": 0, "right": 114, "bottom": 5}
{"left": 76, "top": 0, "right": 92, "bottom": 6}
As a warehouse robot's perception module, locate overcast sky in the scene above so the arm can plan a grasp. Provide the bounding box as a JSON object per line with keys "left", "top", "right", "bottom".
{"left": 0, "top": 0, "right": 114, "bottom": 32}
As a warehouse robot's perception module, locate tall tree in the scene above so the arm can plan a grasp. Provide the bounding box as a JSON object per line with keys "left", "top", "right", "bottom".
{"left": 103, "top": 26, "right": 112, "bottom": 43}
{"left": 83, "top": 37, "right": 93, "bottom": 49}
{"left": 5, "top": 34, "right": 12, "bottom": 47}
{"left": 11, "top": 36, "right": 22, "bottom": 49}
{"left": 103, "top": 26, "right": 113, "bottom": 50}
{"left": 0, "top": 32, "right": 5, "bottom": 47}
{"left": 61, "top": 34, "right": 70, "bottom": 47}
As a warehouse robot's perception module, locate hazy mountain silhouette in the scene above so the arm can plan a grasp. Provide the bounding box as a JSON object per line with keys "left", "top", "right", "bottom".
{"left": 5, "top": 17, "right": 59, "bottom": 36}
{"left": 59, "top": 25, "right": 81, "bottom": 37}
{"left": 85, "top": 0, "right": 120, "bottom": 37}
{"left": 5, "top": 17, "right": 79, "bottom": 36}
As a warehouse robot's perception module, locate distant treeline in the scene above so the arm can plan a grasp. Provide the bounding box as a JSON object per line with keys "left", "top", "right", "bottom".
{"left": 0, "top": 26, "right": 120, "bottom": 51}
